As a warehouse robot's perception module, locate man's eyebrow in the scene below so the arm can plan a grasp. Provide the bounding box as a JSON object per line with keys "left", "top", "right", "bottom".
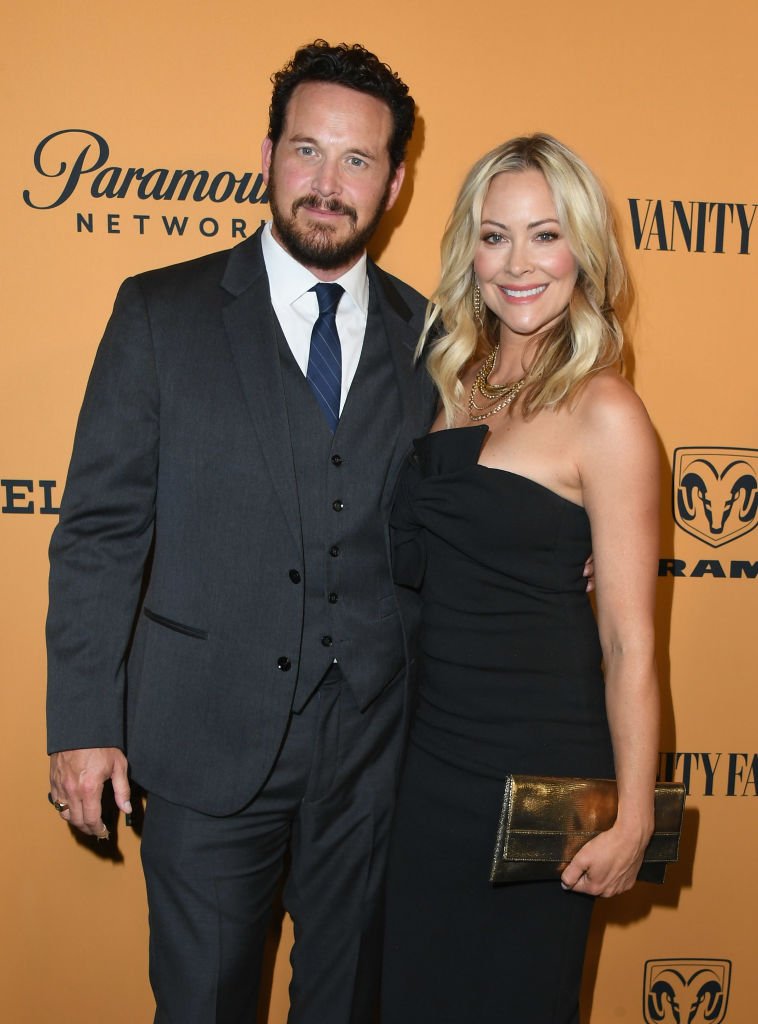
{"left": 287, "top": 134, "right": 378, "bottom": 160}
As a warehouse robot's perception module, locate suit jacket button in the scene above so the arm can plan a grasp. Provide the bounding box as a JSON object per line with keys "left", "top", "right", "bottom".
{"left": 328, "top": 592, "right": 338, "bottom": 604}
{"left": 332, "top": 499, "right": 344, "bottom": 512}
{"left": 321, "top": 636, "right": 333, "bottom": 647}
{"left": 331, "top": 454, "right": 343, "bottom": 467}
{"left": 329, "top": 545, "right": 340, "bottom": 557}
{"left": 277, "top": 656, "right": 292, "bottom": 671}
{"left": 289, "top": 569, "right": 301, "bottom": 583}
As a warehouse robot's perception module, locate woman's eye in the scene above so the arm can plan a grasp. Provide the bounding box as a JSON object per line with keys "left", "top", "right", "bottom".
{"left": 482, "top": 232, "right": 504, "bottom": 245}
{"left": 535, "top": 231, "right": 559, "bottom": 242}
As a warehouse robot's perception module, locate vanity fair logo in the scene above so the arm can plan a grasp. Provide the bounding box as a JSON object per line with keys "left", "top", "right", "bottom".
{"left": 643, "top": 959, "right": 731, "bottom": 1024}
{"left": 658, "top": 447, "right": 758, "bottom": 579}
{"left": 658, "top": 752, "right": 758, "bottom": 797}
{"left": 628, "top": 199, "right": 756, "bottom": 254}
{"left": 21, "top": 128, "right": 269, "bottom": 239}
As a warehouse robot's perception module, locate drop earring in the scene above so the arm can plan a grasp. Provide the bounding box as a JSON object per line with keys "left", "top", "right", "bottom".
{"left": 473, "top": 282, "right": 484, "bottom": 330}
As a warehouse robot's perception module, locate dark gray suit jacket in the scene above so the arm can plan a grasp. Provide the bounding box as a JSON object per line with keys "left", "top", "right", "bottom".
{"left": 46, "top": 229, "right": 435, "bottom": 814}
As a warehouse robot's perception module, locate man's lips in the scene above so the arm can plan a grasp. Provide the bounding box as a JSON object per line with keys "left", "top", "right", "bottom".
{"left": 293, "top": 195, "right": 357, "bottom": 222}
{"left": 303, "top": 204, "right": 344, "bottom": 216}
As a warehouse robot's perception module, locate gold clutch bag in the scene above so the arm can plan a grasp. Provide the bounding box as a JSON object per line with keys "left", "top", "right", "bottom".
{"left": 490, "top": 775, "right": 685, "bottom": 885}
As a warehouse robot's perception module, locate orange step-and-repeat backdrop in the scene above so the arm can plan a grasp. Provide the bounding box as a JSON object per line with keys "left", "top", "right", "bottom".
{"left": 3, "top": 2, "right": 755, "bottom": 1021}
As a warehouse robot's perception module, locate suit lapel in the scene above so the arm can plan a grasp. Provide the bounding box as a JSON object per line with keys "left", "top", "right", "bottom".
{"left": 368, "top": 262, "right": 434, "bottom": 502}
{"left": 221, "top": 232, "right": 303, "bottom": 548}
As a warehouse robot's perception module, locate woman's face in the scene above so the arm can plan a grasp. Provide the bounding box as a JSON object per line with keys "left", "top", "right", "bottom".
{"left": 473, "top": 169, "right": 579, "bottom": 346}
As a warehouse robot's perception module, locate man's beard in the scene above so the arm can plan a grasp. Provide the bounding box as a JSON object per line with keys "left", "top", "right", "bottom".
{"left": 268, "top": 178, "right": 390, "bottom": 271}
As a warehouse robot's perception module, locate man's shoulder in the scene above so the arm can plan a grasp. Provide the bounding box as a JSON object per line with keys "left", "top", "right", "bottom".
{"left": 369, "top": 261, "right": 428, "bottom": 322}
{"left": 128, "top": 232, "right": 261, "bottom": 302}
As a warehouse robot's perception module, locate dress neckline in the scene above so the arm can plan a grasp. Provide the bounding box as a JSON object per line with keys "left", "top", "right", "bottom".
{"left": 420, "top": 425, "right": 585, "bottom": 512}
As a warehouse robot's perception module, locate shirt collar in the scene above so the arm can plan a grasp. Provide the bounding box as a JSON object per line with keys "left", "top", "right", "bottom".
{"left": 261, "top": 220, "right": 369, "bottom": 314}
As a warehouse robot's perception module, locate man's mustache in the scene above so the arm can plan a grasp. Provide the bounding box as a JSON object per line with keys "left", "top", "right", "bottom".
{"left": 292, "top": 194, "right": 358, "bottom": 225}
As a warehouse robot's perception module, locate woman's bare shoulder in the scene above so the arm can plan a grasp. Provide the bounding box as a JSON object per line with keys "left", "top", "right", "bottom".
{"left": 574, "top": 370, "right": 652, "bottom": 433}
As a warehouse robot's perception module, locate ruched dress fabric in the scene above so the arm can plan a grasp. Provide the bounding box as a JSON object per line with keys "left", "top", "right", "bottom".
{"left": 381, "top": 425, "right": 614, "bottom": 1024}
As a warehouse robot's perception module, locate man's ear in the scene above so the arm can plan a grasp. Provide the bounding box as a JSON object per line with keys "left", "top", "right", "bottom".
{"left": 261, "top": 137, "right": 274, "bottom": 185}
{"left": 384, "top": 162, "right": 406, "bottom": 212}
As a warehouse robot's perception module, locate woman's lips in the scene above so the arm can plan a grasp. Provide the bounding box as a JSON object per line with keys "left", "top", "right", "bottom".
{"left": 498, "top": 284, "right": 548, "bottom": 301}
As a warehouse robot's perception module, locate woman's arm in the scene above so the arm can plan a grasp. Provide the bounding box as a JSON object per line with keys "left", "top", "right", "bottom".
{"left": 561, "top": 373, "right": 660, "bottom": 897}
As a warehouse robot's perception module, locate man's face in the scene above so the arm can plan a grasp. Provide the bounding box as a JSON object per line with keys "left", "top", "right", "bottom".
{"left": 261, "top": 81, "right": 405, "bottom": 279}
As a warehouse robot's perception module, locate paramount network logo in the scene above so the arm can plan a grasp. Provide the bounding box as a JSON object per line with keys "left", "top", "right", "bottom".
{"left": 22, "top": 129, "right": 269, "bottom": 210}
{"left": 21, "top": 129, "right": 269, "bottom": 240}
{"left": 643, "top": 959, "right": 731, "bottom": 1024}
{"left": 673, "top": 447, "right": 758, "bottom": 548}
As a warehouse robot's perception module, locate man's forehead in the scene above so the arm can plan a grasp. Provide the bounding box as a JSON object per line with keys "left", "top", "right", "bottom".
{"left": 282, "top": 81, "right": 393, "bottom": 146}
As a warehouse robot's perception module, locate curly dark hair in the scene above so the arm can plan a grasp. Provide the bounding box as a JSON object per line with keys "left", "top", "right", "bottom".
{"left": 268, "top": 40, "right": 416, "bottom": 171}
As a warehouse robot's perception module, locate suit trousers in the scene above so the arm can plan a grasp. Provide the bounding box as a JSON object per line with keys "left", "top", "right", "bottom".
{"left": 140, "top": 665, "right": 405, "bottom": 1024}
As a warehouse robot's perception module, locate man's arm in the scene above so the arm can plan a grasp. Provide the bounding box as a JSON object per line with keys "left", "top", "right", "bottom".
{"left": 46, "top": 276, "right": 159, "bottom": 834}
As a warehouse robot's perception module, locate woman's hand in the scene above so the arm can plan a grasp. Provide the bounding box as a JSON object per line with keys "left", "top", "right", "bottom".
{"left": 560, "top": 822, "right": 652, "bottom": 898}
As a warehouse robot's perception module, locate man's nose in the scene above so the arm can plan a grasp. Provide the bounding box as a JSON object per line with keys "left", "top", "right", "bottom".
{"left": 311, "top": 157, "right": 340, "bottom": 197}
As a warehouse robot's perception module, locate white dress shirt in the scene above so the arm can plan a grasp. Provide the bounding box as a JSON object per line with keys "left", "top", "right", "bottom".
{"left": 260, "top": 221, "right": 369, "bottom": 412}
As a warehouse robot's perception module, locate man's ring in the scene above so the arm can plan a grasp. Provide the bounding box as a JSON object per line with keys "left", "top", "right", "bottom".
{"left": 48, "top": 792, "right": 69, "bottom": 813}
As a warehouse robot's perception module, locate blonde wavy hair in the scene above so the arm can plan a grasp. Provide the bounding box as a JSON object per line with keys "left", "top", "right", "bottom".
{"left": 421, "top": 133, "right": 627, "bottom": 424}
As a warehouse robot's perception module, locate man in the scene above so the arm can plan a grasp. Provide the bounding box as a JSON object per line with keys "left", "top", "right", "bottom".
{"left": 47, "top": 40, "right": 434, "bottom": 1023}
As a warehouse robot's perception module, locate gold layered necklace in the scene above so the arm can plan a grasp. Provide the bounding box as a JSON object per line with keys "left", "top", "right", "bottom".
{"left": 468, "top": 344, "right": 526, "bottom": 421}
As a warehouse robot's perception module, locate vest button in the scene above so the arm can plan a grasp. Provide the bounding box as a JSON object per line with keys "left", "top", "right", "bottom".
{"left": 321, "top": 635, "right": 333, "bottom": 647}
{"left": 331, "top": 454, "right": 343, "bottom": 467}
{"left": 277, "top": 656, "right": 291, "bottom": 671}
{"left": 288, "top": 569, "right": 301, "bottom": 584}
{"left": 329, "top": 545, "right": 340, "bottom": 558}
{"left": 332, "top": 499, "right": 344, "bottom": 512}
{"left": 328, "top": 592, "right": 338, "bottom": 604}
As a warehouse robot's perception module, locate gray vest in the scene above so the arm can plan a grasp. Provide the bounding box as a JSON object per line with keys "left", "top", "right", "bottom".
{"left": 276, "top": 303, "right": 404, "bottom": 711}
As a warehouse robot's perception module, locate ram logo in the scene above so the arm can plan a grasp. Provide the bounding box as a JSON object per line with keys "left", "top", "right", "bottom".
{"left": 673, "top": 447, "right": 758, "bottom": 547}
{"left": 643, "top": 959, "right": 731, "bottom": 1024}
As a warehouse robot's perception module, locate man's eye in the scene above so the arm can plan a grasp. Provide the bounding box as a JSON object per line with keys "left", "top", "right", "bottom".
{"left": 347, "top": 156, "right": 367, "bottom": 168}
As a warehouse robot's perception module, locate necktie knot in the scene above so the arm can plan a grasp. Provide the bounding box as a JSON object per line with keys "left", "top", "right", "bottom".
{"left": 312, "top": 282, "right": 344, "bottom": 318}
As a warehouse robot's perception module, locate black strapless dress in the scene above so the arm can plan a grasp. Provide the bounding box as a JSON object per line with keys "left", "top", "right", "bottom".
{"left": 381, "top": 426, "right": 614, "bottom": 1024}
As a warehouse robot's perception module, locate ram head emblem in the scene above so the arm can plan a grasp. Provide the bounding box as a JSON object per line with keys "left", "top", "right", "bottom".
{"left": 644, "top": 960, "right": 731, "bottom": 1024}
{"left": 673, "top": 448, "right": 758, "bottom": 546}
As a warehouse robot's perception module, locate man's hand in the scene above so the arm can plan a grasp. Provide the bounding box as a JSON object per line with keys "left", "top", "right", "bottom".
{"left": 583, "top": 553, "right": 595, "bottom": 592}
{"left": 49, "top": 747, "right": 131, "bottom": 838}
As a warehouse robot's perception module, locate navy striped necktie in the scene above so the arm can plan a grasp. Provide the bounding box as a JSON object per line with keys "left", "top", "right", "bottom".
{"left": 307, "top": 282, "right": 344, "bottom": 433}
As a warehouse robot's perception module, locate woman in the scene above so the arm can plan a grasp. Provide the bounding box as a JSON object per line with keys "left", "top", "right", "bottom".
{"left": 381, "top": 134, "right": 659, "bottom": 1023}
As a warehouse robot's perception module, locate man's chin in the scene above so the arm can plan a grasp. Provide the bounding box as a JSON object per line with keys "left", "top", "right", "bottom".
{"left": 274, "top": 220, "right": 363, "bottom": 271}
{"left": 298, "top": 220, "right": 339, "bottom": 245}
